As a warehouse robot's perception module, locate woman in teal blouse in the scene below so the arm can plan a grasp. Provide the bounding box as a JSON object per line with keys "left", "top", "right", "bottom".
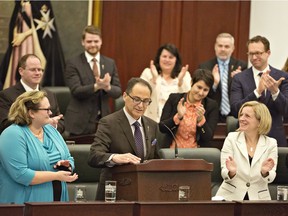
{"left": 0, "top": 91, "right": 78, "bottom": 204}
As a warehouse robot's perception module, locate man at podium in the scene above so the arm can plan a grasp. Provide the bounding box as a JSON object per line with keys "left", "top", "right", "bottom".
{"left": 88, "top": 77, "right": 159, "bottom": 200}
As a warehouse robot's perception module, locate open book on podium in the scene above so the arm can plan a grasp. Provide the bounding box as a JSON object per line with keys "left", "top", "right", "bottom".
{"left": 111, "top": 159, "right": 213, "bottom": 201}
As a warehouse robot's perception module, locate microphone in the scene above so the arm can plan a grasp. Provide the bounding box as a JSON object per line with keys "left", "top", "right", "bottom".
{"left": 160, "top": 122, "right": 180, "bottom": 159}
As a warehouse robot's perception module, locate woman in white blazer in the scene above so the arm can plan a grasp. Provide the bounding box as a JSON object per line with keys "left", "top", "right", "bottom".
{"left": 216, "top": 101, "right": 278, "bottom": 200}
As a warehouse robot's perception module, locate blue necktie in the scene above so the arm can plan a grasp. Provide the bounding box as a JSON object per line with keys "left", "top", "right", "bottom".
{"left": 133, "top": 121, "right": 144, "bottom": 159}
{"left": 220, "top": 62, "right": 230, "bottom": 116}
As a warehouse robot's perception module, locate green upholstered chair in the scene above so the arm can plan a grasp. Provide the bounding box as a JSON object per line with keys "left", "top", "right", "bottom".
{"left": 158, "top": 148, "right": 222, "bottom": 197}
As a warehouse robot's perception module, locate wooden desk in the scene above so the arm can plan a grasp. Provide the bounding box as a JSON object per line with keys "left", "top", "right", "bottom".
{"left": 0, "top": 204, "right": 24, "bottom": 216}
{"left": 235, "top": 200, "right": 288, "bottom": 216}
{"left": 24, "top": 201, "right": 134, "bottom": 216}
{"left": 135, "top": 201, "right": 235, "bottom": 216}
{"left": 112, "top": 159, "right": 213, "bottom": 201}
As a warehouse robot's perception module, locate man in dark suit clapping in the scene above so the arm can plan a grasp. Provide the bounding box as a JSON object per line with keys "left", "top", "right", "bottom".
{"left": 199, "top": 33, "right": 247, "bottom": 122}
{"left": 230, "top": 35, "right": 288, "bottom": 147}
{"left": 64, "top": 25, "right": 122, "bottom": 136}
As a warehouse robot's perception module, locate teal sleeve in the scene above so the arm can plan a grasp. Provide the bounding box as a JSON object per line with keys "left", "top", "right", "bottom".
{"left": 0, "top": 125, "right": 35, "bottom": 186}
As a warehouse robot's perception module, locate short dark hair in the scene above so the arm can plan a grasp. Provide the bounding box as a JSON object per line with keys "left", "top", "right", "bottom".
{"left": 126, "top": 77, "right": 152, "bottom": 95}
{"left": 191, "top": 69, "right": 214, "bottom": 89}
{"left": 154, "top": 43, "right": 182, "bottom": 79}
{"left": 82, "top": 25, "right": 101, "bottom": 40}
{"left": 247, "top": 35, "right": 270, "bottom": 51}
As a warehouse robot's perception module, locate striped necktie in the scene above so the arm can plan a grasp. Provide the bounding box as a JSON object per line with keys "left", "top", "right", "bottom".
{"left": 220, "top": 62, "right": 230, "bottom": 116}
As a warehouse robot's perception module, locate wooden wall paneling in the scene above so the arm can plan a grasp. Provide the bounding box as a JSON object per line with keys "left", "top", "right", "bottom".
{"left": 180, "top": 1, "right": 251, "bottom": 74}
{"left": 234, "top": 1, "right": 250, "bottom": 63}
{"left": 100, "top": 0, "right": 250, "bottom": 91}
{"left": 159, "top": 1, "right": 183, "bottom": 46}
{"left": 101, "top": 1, "right": 162, "bottom": 91}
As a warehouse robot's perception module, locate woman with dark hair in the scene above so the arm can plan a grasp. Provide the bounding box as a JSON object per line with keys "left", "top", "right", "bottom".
{"left": 159, "top": 69, "right": 218, "bottom": 148}
{"left": 140, "top": 43, "right": 191, "bottom": 122}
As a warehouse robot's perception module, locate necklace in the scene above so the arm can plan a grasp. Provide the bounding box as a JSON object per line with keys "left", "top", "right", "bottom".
{"left": 247, "top": 143, "right": 256, "bottom": 152}
{"left": 30, "top": 128, "right": 43, "bottom": 139}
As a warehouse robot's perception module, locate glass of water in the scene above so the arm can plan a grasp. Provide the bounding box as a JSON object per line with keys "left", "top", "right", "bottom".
{"left": 178, "top": 185, "right": 190, "bottom": 201}
{"left": 277, "top": 186, "right": 288, "bottom": 201}
{"left": 105, "top": 180, "right": 117, "bottom": 202}
{"left": 74, "top": 185, "right": 87, "bottom": 202}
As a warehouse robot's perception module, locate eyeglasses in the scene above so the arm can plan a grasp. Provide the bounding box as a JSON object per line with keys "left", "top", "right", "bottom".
{"left": 33, "top": 108, "right": 51, "bottom": 113}
{"left": 25, "top": 68, "right": 44, "bottom": 73}
{"left": 247, "top": 51, "right": 265, "bottom": 58}
{"left": 126, "top": 92, "right": 152, "bottom": 106}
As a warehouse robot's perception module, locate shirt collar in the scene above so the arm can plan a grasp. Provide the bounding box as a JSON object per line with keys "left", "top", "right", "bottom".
{"left": 252, "top": 65, "right": 270, "bottom": 79}
{"left": 20, "top": 79, "right": 39, "bottom": 91}
{"left": 85, "top": 51, "right": 100, "bottom": 63}
{"left": 217, "top": 58, "right": 230, "bottom": 66}
{"left": 123, "top": 107, "right": 142, "bottom": 127}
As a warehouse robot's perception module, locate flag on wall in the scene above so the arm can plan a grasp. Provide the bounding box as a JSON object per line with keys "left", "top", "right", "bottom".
{"left": 0, "top": 0, "right": 65, "bottom": 90}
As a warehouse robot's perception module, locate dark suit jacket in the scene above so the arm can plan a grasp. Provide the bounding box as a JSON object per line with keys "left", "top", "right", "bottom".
{"left": 88, "top": 109, "right": 159, "bottom": 200}
{"left": 64, "top": 53, "right": 122, "bottom": 135}
{"left": 159, "top": 93, "right": 219, "bottom": 147}
{"left": 230, "top": 66, "right": 288, "bottom": 147}
{"left": 199, "top": 57, "right": 247, "bottom": 112}
{"left": 0, "top": 82, "right": 64, "bottom": 134}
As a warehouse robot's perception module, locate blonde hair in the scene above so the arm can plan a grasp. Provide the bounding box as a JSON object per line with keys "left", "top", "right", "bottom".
{"left": 238, "top": 101, "right": 272, "bottom": 135}
{"left": 8, "top": 91, "right": 47, "bottom": 125}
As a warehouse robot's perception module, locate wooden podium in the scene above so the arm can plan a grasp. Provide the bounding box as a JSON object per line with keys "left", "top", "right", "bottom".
{"left": 112, "top": 159, "right": 213, "bottom": 201}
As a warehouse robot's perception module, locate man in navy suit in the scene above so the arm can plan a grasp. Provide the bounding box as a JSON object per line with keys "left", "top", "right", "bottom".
{"left": 64, "top": 25, "right": 121, "bottom": 136}
{"left": 199, "top": 33, "right": 247, "bottom": 122}
{"left": 88, "top": 78, "right": 159, "bottom": 200}
{"left": 230, "top": 35, "right": 288, "bottom": 147}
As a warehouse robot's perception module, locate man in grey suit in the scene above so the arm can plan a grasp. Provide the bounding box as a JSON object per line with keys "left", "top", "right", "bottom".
{"left": 230, "top": 35, "right": 288, "bottom": 147}
{"left": 64, "top": 25, "right": 122, "bottom": 136}
{"left": 199, "top": 33, "right": 247, "bottom": 122}
{"left": 88, "top": 78, "right": 159, "bottom": 200}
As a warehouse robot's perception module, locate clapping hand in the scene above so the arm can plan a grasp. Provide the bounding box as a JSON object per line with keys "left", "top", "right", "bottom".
{"left": 150, "top": 60, "right": 158, "bottom": 84}
{"left": 177, "top": 98, "right": 186, "bottom": 119}
{"left": 262, "top": 70, "right": 285, "bottom": 95}
{"left": 261, "top": 158, "right": 275, "bottom": 177}
{"left": 231, "top": 66, "right": 242, "bottom": 78}
{"left": 212, "top": 64, "right": 220, "bottom": 88}
{"left": 96, "top": 73, "right": 111, "bottom": 91}
{"left": 195, "top": 104, "right": 205, "bottom": 123}
{"left": 178, "top": 64, "right": 189, "bottom": 86}
{"left": 226, "top": 156, "right": 237, "bottom": 178}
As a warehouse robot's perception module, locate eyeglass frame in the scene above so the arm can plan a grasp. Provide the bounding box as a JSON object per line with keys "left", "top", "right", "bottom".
{"left": 32, "top": 108, "right": 51, "bottom": 114}
{"left": 247, "top": 51, "right": 266, "bottom": 58}
{"left": 126, "top": 92, "right": 152, "bottom": 106}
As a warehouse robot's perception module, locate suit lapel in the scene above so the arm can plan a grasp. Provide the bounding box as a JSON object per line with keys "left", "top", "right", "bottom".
{"left": 99, "top": 55, "right": 105, "bottom": 78}
{"left": 117, "top": 111, "right": 138, "bottom": 155}
{"left": 80, "top": 53, "right": 95, "bottom": 82}
{"left": 251, "top": 136, "right": 268, "bottom": 167}
{"left": 235, "top": 132, "right": 249, "bottom": 162}
{"left": 244, "top": 68, "right": 257, "bottom": 91}
{"left": 141, "top": 117, "right": 152, "bottom": 160}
